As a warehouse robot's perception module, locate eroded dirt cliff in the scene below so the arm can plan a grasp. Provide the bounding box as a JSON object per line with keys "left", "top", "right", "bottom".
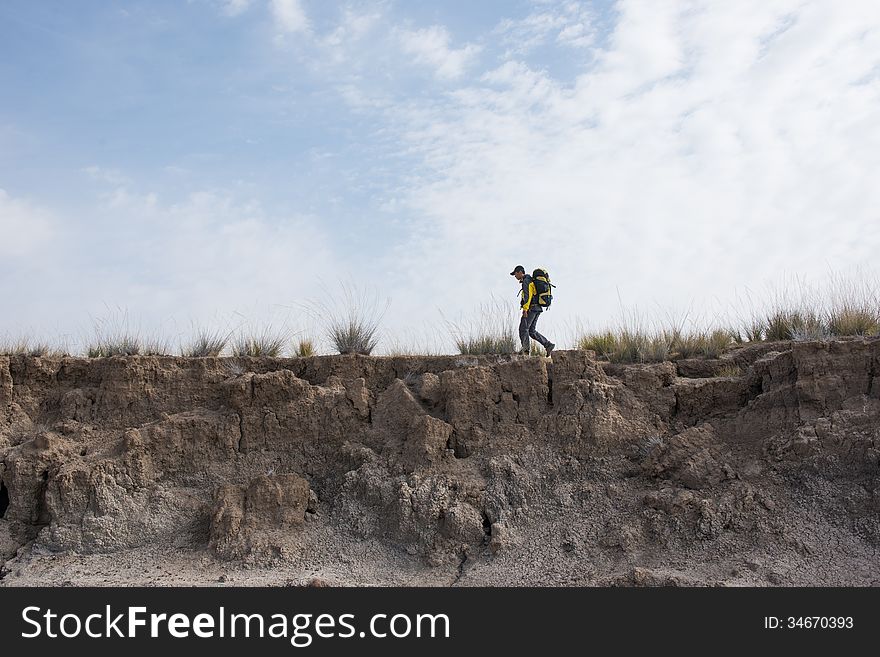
{"left": 1, "top": 339, "right": 878, "bottom": 586}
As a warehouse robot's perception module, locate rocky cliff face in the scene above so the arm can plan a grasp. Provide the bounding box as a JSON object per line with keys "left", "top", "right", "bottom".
{"left": 1, "top": 339, "right": 878, "bottom": 586}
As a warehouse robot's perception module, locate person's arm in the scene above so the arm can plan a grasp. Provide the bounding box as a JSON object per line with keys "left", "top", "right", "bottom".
{"left": 522, "top": 279, "right": 534, "bottom": 313}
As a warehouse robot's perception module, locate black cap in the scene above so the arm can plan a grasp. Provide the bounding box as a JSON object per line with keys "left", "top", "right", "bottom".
{"left": 510, "top": 265, "right": 525, "bottom": 276}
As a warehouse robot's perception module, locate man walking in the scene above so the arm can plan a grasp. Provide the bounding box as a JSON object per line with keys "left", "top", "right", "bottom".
{"left": 510, "top": 265, "right": 555, "bottom": 356}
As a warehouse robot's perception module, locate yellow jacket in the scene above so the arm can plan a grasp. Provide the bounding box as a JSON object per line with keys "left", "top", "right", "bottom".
{"left": 520, "top": 277, "right": 537, "bottom": 312}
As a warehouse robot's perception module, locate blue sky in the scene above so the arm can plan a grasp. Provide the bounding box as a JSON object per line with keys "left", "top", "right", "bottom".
{"left": 2, "top": 0, "right": 879, "bottom": 352}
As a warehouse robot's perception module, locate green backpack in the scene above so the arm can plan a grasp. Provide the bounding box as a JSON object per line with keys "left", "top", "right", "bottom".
{"left": 532, "top": 268, "right": 555, "bottom": 308}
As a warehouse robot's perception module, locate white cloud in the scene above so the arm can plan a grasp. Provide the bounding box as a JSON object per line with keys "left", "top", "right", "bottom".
{"left": 379, "top": 0, "right": 880, "bottom": 333}
{"left": 7, "top": 1, "right": 880, "bottom": 349}
{"left": 83, "top": 165, "right": 130, "bottom": 186}
{"left": 88, "top": 189, "right": 338, "bottom": 320}
{"left": 398, "top": 25, "right": 481, "bottom": 80}
{"left": 322, "top": 7, "right": 381, "bottom": 48}
{"left": 270, "top": 0, "right": 310, "bottom": 34}
{"left": 0, "top": 189, "right": 56, "bottom": 258}
{"left": 495, "top": 1, "right": 595, "bottom": 55}
{"left": 220, "top": 0, "right": 254, "bottom": 17}
{"left": 0, "top": 184, "right": 341, "bottom": 346}
{"left": 557, "top": 21, "right": 592, "bottom": 49}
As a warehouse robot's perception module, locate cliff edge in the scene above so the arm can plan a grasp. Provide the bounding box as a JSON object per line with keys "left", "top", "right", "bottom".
{"left": 1, "top": 339, "right": 878, "bottom": 585}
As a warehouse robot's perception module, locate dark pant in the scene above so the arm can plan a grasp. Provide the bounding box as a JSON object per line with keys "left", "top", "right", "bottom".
{"left": 519, "top": 309, "right": 551, "bottom": 353}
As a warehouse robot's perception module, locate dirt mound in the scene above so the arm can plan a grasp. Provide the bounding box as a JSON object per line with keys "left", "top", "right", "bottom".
{"left": 1, "top": 339, "right": 879, "bottom": 585}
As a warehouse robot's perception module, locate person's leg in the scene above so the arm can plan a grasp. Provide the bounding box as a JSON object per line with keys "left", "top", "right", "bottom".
{"left": 527, "top": 310, "right": 553, "bottom": 349}
{"left": 518, "top": 313, "right": 531, "bottom": 353}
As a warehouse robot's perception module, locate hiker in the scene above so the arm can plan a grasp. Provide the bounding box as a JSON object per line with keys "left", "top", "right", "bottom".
{"left": 510, "top": 265, "right": 555, "bottom": 356}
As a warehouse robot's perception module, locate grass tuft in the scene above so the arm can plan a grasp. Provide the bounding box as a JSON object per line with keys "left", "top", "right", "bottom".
{"left": 764, "top": 310, "right": 826, "bottom": 342}
{"left": 181, "top": 328, "right": 229, "bottom": 357}
{"left": 577, "top": 319, "right": 733, "bottom": 364}
{"left": 577, "top": 330, "right": 617, "bottom": 359}
{"left": 305, "top": 284, "right": 389, "bottom": 356}
{"left": 637, "top": 435, "right": 666, "bottom": 458}
{"left": 86, "top": 336, "right": 141, "bottom": 358}
{"left": 0, "top": 337, "right": 65, "bottom": 357}
{"left": 717, "top": 363, "right": 743, "bottom": 378}
{"left": 294, "top": 338, "right": 316, "bottom": 357}
{"left": 142, "top": 336, "right": 173, "bottom": 356}
{"left": 86, "top": 334, "right": 140, "bottom": 357}
{"left": 224, "top": 360, "right": 246, "bottom": 377}
{"left": 329, "top": 320, "right": 381, "bottom": 355}
{"left": 702, "top": 329, "right": 734, "bottom": 358}
{"left": 85, "top": 309, "right": 145, "bottom": 358}
{"left": 825, "top": 274, "right": 880, "bottom": 337}
{"left": 828, "top": 308, "right": 880, "bottom": 337}
{"left": 455, "top": 332, "right": 518, "bottom": 355}
{"left": 231, "top": 327, "right": 287, "bottom": 358}
{"left": 446, "top": 300, "right": 518, "bottom": 355}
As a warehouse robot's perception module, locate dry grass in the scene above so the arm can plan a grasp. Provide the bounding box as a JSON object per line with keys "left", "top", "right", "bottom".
{"left": 87, "top": 336, "right": 141, "bottom": 358}
{"left": 636, "top": 435, "right": 666, "bottom": 458}
{"left": 746, "top": 274, "right": 879, "bottom": 341}
{"left": 231, "top": 327, "right": 288, "bottom": 358}
{"left": 5, "top": 272, "right": 879, "bottom": 361}
{"left": 455, "top": 333, "right": 518, "bottom": 355}
{"left": 742, "top": 320, "right": 764, "bottom": 343}
{"left": 574, "top": 279, "right": 879, "bottom": 363}
{"left": 446, "top": 300, "right": 518, "bottom": 355}
{"left": 577, "top": 330, "right": 617, "bottom": 359}
{"left": 86, "top": 329, "right": 141, "bottom": 357}
{"left": 576, "top": 309, "right": 678, "bottom": 363}
{"left": 329, "top": 320, "right": 381, "bottom": 355}
{"left": 577, "top": 312, "right": 733, "bottom": 363}
{"left": 181, "top": 327, "right": 229, "bottom": 357}
{"left": 224, "top": 360, "right": 246, "bottom": 377}
{"left": 0, "top": 337, "right": 29, "bottom": 356}
{"left": 763, "top": 309, "right": 826, "bottom": 341}
{"left": 825, "top": 272, "right": 880, "bottom": 337}
{"left": 294, "top": 338, "right": 316, "bottom": 357}
{"left": 577, "top": 329, "right": 674, "bottom": 363}
{"left": 683, "top": 329, "right": 735, "bottom": 358}
{"left": 731, "top": 273, "right": 880, "bottom": 341}
{"left": 0, "top": 337, "right": 65, "bottom": 357}
{"left": 142, "top": 336, "right": 174, "bottom": 356}
{"left": 85, "top": 310, "right": 149, "bottom": 358}
{"left": 669, "top": 331, "right": 703, "bottom": 359}
{"left": 828, "top": 308, "right": 880, "bottom": 337}
{"left": 305, "top": 284, "right": 389, "bottom": 356}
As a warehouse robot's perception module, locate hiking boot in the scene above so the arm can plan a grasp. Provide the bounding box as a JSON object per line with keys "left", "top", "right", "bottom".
{"left": 546, "top": 342, "right": 555, "bottom": 356}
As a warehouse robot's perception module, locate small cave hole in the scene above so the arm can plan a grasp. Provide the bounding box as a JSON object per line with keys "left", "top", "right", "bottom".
{"left": 0, "top": 482, "right": 9, "bottom": 519}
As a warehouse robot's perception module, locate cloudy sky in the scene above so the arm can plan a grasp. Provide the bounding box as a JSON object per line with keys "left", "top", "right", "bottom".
{"left": 2, "top": 0, "right": 879, "bottom": 351}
